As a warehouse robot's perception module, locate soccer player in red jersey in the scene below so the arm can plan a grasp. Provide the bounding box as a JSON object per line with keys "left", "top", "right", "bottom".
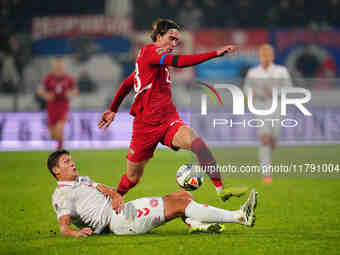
{"left": 38, "top": 59, "right": 78, "bottom": 150}
{"left": 98, "top": 19, "right": 247, "bottom": 201}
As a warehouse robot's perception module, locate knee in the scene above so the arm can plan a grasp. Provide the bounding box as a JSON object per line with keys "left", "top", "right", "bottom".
{"left": 261, "top": 135, "right": 271, "bottom": 146}
{"left": 179, "top": 190, "right": 194, "bottom": 200}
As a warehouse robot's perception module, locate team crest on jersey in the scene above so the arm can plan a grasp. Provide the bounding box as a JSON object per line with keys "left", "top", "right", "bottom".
{"left": 149, "top": 199, "right": 159, "bottom": 208}
{"left": 156, "top": 48, "right": 166, "bottom": 55}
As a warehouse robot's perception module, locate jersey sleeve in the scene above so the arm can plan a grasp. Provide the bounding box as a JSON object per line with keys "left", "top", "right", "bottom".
{"left": 109, "top": 71, "right": 135, "bottom": 112}
{"left": 43, "top": 75, "right": 51, "bottom": 90}
{"left": 67, "top": 76, "right": 76, "bottom": 89}
{"left": 243, "top": 69, "right": 254, "bottom": 92}
{"left": 52, "top": 190, "right": 73, "bottom": 219}
{"left": 281, "top": 67, "right": 293, "bottom": 88}
{"left": 148, "top": 47, "right": 218, "bottom": 68}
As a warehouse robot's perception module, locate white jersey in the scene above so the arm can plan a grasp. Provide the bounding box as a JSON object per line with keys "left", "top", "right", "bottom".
{"left": 244, "top": 64, "right": 292, "bottom": 104}
{"left": 52, "top": 176, "right": 165, "bottom": 235}
{"left": 52, "top": 176, "right": 112, "bottom": 234}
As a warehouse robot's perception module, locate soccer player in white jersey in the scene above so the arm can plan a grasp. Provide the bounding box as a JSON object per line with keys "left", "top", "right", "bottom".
{"left": 244, "top": 44, "right": 292, "bottom": 183}
{"left": 48, "top": 150, "right": 257, "bottom": 237}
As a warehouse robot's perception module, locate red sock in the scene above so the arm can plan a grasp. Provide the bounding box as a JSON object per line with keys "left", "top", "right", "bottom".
{"left": 117, "top": 174, "right": 138, "bottom": 196}
{"left": 57, "top": 140, "right": 63, "bottom": 150}
{"left": 191, "top": 138, "right": 223, "bottom": 188}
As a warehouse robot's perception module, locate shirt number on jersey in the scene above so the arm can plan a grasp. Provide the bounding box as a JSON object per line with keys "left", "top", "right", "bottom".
{"left": 165, "top": 67, "right": 171, "bottom": 84}
{"left": 134, "top": 63, "right": 142, "bottom": 93}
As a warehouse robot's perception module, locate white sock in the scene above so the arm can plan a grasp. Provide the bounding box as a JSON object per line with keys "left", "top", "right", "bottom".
{"left": 259, "top": 145, "right": 271, "bottom": 176}
{"left": 216, "top": 186, "right": 223, "bottom": 194}
{"left": 185, "top": 201, "right": 241, "bottom": 223}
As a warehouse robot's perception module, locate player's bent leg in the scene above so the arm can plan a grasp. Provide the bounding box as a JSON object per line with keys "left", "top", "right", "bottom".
{"left": 163, "top": 195, "right": 191, "bottom": 221}
{"left": 48, "top": 125, "right": 57, "bottom": 140}
{"left": 171, "top": 125, "right": 199, "bottom": 150}
{"left": 55, "top": 120, "right": 66, "bottom": 149}
{"left": 164, "top": 190, "right": 194, "bottom": 200}
{"left": 172, "top": 126, "right": 223, "bottom": 188}
{"left": 172, "top": 125, "right": 248, "bottom": 201}
{"left": 259, "top": 134, "right": 273, "bottom": 183}
{"left": 163, "top": 190, "right": 257, "bottom": 226}
{"left": 116, "top": 159, "right": 148, "bottom": 196}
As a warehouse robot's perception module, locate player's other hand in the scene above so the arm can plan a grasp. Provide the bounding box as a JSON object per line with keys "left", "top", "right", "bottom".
{"left": 217, "top": 45, "right": 239, "bottom": 56}
{"left": 98, "top": 110, "right": 116, "bottom": 130}
{"left": 111, "top": 193, "right": 124, "bottom": 214}
{"left": 76, "top": 227, "right": 93, "bottom": 237}
{"left": 45, "top": 92, "right": 55, "bottom": 102}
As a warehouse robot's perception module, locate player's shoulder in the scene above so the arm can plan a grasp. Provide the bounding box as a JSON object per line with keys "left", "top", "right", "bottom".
{"left": 62, "top": 74, "right": 74, "bottom": 82}
{"left": 52, "top": 185, "right": 72, "bottom": 201}
{"left": 247, "top": 65, "right": 262, "bottom": 75}
{"left": 273, "top": 64, "right": 288, "bottom": 72}
{"left": 43, "top": 73, "right": 54, "bottom": 83}
{"left": 144, "top": 43, "right": 166, "bottom": 55}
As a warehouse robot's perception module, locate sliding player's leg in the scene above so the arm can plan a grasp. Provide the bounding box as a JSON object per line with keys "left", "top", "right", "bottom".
{"left": 163, "top": 189, "right": 257, "bottom": 226}
{"left": 170, "top": 125, "right": 248, "bottom": 201}
{"left": 164, "top": 190, "right": 225, "bottom": 233}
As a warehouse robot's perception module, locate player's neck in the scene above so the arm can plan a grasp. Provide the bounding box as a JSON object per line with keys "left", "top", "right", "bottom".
{"left": 57, "top": 176, "right": 77, "bottom": 182}
{"left": 262, "top": 63, "right": 271, "bottom": 70}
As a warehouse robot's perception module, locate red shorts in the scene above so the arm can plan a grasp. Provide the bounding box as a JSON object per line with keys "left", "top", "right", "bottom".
{"left": 47, "top": 105, "right": 69, "bottom": 127}
{"left": 127, "top": 118, "right": 186, "bottom": 163}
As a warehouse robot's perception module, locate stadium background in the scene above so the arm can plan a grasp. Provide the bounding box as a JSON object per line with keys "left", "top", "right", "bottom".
{"left": 1, "top": 1, "right": 340, "bottom": 254}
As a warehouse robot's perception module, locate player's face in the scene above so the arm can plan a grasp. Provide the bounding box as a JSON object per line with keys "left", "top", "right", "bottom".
{"left": 54, "top": 154, "right": 79, "bottom": 181}
{"left": 54, "top": 60, "right": 65, "bottom": 76}
{"left": 259, "top": 48, "right": 274, "bottom": 67}
{"left": 158, "top": 29, "right": 179, "bottom": 52}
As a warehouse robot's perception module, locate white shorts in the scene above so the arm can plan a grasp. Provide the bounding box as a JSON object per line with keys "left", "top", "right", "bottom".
{"left": 109, "top": 197, "right": 165, "bottom": 235}
{"left": 254, "top": 102, "right": 281, "bottom": 138}
{"left": 256, "top": 114, "right": 281, "bottom": 138}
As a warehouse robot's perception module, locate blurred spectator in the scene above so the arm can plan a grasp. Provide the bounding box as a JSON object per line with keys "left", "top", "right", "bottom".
{"left": 267, "top": 0, "right": 293, "bottom": 27}
{"left": 133, "top": 0, "right": 162, "bottom": 30}
{"left": 177, "top": 0, "right": 203, "bottom": 31}
{"left": 290, "top": 0, "right": 309, "bottom": 28}
{"left": 165, "top": 0, "right": 180, "bottom": 20}
{"left": 202, "top": 0, "right": 232, "bottom": 28}
{"left": 233, "top": 0, "right": 256, "bottom": 27}
{"left": 77, "top": 72, "right": 97, "bottom": 93}
{"left": 327, "top": 0, "right": 340, "bottom": 27}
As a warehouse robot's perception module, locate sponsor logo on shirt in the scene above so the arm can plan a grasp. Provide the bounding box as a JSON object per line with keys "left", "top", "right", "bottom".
{"left": 156, "top": 48, "right": 166, "bottom": 55}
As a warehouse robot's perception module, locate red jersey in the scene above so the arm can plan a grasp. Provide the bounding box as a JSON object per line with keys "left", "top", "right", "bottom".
{"left": 109, "top": 43, "right": 218, "bottom": 125}
{"left": 43, "top": 73, "right": 75, "bottom": 109}
{"left": 131, "top": 44, "right": 178, "bottom": 125}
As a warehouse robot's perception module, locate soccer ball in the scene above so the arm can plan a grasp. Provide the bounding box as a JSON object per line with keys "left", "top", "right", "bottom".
{"left": 176, "top": 164, "right": 204, "bottom": 191}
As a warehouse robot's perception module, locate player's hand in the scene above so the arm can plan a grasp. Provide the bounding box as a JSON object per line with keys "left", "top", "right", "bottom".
{"left": 111, "top": 193, "right": 124, "bottom": 214}
{"left": 65, "top": 90, "right": 73, "bottom": 99}
{"left": 75, "top": 227, "right": 93, "bottom": 237}
{"left": 217, "top": 45, "right": 239, "bottom": 56}
{"left": 98, "top": 110, "right": 116, "bottom": 130}
{"left": 45, "top": 92, "right": 55, "bottom": 102}
{"left": 263, "top": 87, "right": 272, "bottom": 97}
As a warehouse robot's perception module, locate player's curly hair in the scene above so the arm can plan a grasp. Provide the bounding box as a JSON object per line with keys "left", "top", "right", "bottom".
{"left": 150, "top": 18, "right": 180, "bottom": 42}
{"left": 47, "top": 149, "right": 70, "bottom": 178}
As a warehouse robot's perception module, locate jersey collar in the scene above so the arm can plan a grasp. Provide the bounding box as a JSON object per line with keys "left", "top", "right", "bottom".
{"left": 261, "top": 63, "right": 275, "bottom": 72}
{"left": 57, "top": 180, "right": 75, "bottom": 187}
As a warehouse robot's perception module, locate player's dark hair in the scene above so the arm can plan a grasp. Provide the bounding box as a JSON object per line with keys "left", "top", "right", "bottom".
{"left": 151, "top": 18, "right": 180, "bottom": 42}
{"left": 47, "top": 150, "right": 70, "bottom": 179}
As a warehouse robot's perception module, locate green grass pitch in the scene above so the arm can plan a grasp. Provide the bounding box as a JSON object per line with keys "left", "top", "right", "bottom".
{"left": 1, "top": 145, "right": 340, "bottom": 255}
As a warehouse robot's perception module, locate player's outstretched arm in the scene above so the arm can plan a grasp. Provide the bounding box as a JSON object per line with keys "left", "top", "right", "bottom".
{"left": 96, "top": 184, "right": 124, "bottom": 214}
{"left": 98, "top": 72, "right": 135, "bottom": 130}
{"left": 59, "top": 215, "right": 93, "bottom": 238}
{"left": 37, "top": 86, "right": 55, "bottom": 102}
{"left": 153, "top": 45, "right": 238, "bottom": 68}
